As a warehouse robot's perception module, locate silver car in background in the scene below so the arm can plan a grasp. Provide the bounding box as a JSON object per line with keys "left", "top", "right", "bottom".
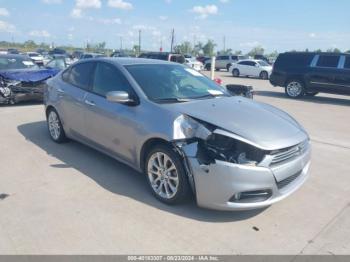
{"left": 44, "top": 58, "right": 311, "bottom": 211}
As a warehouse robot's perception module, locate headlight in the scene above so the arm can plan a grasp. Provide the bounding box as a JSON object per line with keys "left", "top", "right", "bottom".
{"left": 173, "top": 115, "right": 211, "bottom": 140}
{"left": 203, "top": 133, "right": 267, "bottom": 166}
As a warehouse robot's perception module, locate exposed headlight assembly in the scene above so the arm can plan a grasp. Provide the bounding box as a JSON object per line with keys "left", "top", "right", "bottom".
{"left": 173, "top": 115, "right": 212, "bottom": 141}
{"left": 203, "top": 133, "right": 267, "bottom": 166}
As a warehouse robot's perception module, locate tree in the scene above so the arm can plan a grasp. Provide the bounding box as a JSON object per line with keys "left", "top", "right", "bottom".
{"left": 326, "top": 48, "right": 341, "bottom": 53}
{"left": 247, "top": 46, "right": 264, "bottom": 57}
{"left": 217, "top": 48, "right": 232, "bottom": 55}
{"left": 314, "top": 49, "right": 322, "bottom": 53}
{"left": 267, "top": 50, "right": 279, "bottom": 59}
{"left": 202, "top": 40, "right": 216, "bottom": 56}
{"left": 193, "top": 42, "right": 203, "bottom": 56}
{"left": 174, "top": 41, "right": 192, "bottom": 55}
{"left": 24, "top": 40, "right": 37, "bottom": 50}
{"left": 234, "top": 50, "right": 242, "bottom": 55}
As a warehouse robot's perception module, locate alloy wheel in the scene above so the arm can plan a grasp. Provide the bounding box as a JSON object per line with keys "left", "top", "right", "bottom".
{"left": 286, "top": 81, "right": 303, "bottom": 97}
{"left": 147, "top": 152, "right": 179, "bottom": 199}
{"left": 48, "top": 111, "right": 61, "bottom": 140}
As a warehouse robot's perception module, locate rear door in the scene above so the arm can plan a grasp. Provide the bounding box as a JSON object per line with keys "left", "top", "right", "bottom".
{"left": 333, "top": 55, "right": 350, "bottom": 95}
{"left": 59, "top": 62, "right": 95, "bottom": 138}
{"left": 84, "top": 61, "right": 139, "bottom": 163}
{"left": 308, "top": 54, "right": 341, "bottom": 93}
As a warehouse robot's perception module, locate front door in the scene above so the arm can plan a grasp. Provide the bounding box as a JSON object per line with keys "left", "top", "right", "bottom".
{"left": 84, "top": 62, "right": 140, "bottom": 164}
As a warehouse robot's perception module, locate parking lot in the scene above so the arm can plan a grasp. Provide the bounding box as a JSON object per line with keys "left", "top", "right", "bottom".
{"left": 0, "top": 71, "right": 350, "bottom": 255}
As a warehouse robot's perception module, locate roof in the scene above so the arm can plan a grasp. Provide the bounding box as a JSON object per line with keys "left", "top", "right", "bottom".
{"left": 97, "top": 57, "right": 174, "bottom": 66}
{"left": 0, "top": 54, "right": 30, "bottom": 59}
{"left": 282, "top": 51, "right": 349, "bottom": 56}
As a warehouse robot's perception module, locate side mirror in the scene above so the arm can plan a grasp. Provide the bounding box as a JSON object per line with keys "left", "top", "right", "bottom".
{"left": 106, "top": 91, "right": 135, "bottom": 105}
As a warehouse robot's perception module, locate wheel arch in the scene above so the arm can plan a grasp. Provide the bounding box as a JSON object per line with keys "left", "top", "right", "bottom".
{"left": 139, "top": 137, "right": 196, "bottom": 195}
{"left": 140, "top": 138, "right": 172, "bottom": 172}
{"left": 284, "top": 75, "right": 306, "bottom": 87}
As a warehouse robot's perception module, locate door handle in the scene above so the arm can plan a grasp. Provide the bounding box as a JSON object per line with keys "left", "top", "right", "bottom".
{"left": 84, "top": 99, "right": 95, "bottom": 106}
{"left": 57, "top": 88, "right": 65, "bottom": 93}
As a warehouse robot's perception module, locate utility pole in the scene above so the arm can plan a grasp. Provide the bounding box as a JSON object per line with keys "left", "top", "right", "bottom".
{"left": 223, "top": 35, "right": 226, "bottom": 53}
{"left": 170, "top": 28, "right": 175, "bottom": 53}
{"left": 138, "top": 30, "right": 141, "bottom": 55}
{"left": 120, "top": 36, "right": 123, "bottom": 51}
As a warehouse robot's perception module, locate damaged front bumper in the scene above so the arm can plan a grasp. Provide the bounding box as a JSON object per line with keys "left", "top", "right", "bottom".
{"left": 181, "top": 140, "right": 311, "bottom": 211}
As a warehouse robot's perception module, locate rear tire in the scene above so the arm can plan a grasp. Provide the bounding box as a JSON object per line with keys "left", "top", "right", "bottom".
{"left": 232, "top": 69, "right": 240, "bottom": 77}
{"left": 285, "top": 79, "right": 305, "bottom": 98}
{"left": 47, "top": 108, "right": 68, "bottom": 143}
{"left": 145, "top": 144, "right": 191, "bottom": 205}
{"left": 305, "top": 91, "right": 319, "bottom": 97}
{"left": 226, "top": 64, "right": 232, "bottom": 72}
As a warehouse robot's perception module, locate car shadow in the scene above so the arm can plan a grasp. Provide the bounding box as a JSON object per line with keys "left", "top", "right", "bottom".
{"left": 0, "top": 101, "right": 43, "bottom": 107}
{"left": 17, "top": 121, "right": 266, "bottom": 223}
{"left": 255, "top": 90, "right": 350, "bottom": 107}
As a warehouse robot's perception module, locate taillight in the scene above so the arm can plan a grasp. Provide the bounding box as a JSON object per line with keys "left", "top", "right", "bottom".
{"left": 214, "top": 78, "right": 223, "bottom": 85}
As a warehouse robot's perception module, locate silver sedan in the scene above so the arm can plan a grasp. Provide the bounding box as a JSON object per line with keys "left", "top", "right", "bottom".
{"left": 44, "top": 58, "right": 311, "bottom": 211}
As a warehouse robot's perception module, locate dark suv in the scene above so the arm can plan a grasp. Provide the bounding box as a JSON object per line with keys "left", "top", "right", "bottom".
{"left": 138, "top": 52, "right": 185, "bottom": 64}
{"left": 270, "top": 52, "right": 350, "bottom": 98}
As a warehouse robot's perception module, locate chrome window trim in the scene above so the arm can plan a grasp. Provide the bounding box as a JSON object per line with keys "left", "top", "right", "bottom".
{"left": 338, "top": 55, "right": 346, "bottom": 69}
{"left": 310, "top": 55, "right": 319, "bottom": 67}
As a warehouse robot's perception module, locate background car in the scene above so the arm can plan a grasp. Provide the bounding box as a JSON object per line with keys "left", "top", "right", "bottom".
{"left": 25, "top": 52, "right": 44, "bottom": 66}
{"left": 230, "top": 59, "right": 272, "bottom": 80}
{"left": 270, "top": 52, "right": 350, "bottom": 98}
{"left": 204, "top": 55, "right": 247, "bottom": 71}
{"left": 138, "top": 52, "right": 186, "bottom": 64}
{"left": 0, "top": 54, "right": 58, "bottom": 104}
{"left": 80, "top": 53, "right": 106, "bottom": 60}
{"left": 45, "top": 56, "right": 69, "bottom": 70}
{"left": 185, "top": 57, "right": 203, "bottom": 71}
{"left": 49, "top": 48, "right": 67, "bottom": 56}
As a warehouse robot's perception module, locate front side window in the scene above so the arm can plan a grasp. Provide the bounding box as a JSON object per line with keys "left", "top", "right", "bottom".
{"left": 92, "top": 62, "right": 132, "bottom": 97}
{"left": 316, "top": 55, "right": 340, "bottom": 68}
{"left": 126, "top": 64, "right": 229, "bottom": 103}
{"left": 68, "top": 62, "right": 95, "bottom": 90}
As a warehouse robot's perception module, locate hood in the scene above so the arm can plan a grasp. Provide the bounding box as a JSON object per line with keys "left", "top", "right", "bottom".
{"left": 166, "top": 96, "right": 308, "bottom": 150}
{"left": 0, "top": 68, "right": 60, "bottom": 82}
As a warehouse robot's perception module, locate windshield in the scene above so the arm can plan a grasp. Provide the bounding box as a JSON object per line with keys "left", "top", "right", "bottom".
{"left": 126, "top": 64, "right": 229, "bottom": 103}
{"left": 0, "top": 57, "right": 38, "bottom": 70}
{"left": 258, "top": 60, "right": 270, "bottom": 66}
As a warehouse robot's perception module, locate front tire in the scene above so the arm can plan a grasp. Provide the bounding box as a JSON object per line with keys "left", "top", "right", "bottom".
{"left": 260, "top": 71, "right": 268, "bottom": 80}
{"left": 285, "top": 79, "right": 305, "bottom": 98}
{"left": 47, "top": 108, "right": 67, "bottom": 143}
{"left": 145, "top": 144, "right": 191, "bottom": 205}
{"left": 205, "top": 63, "right": 211, "bottom": 71}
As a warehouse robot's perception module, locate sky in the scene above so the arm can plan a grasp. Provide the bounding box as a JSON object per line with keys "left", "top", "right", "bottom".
{"left": 0, "top": 0, "right": 350, "bottom": 53}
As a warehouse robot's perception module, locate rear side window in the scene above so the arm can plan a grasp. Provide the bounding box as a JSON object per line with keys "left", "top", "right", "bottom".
{"left": 275, "top": 53, "right": 314, "bottom": 69}
{"left": 344, "top": 57, "right": 350, "bottom": 69}
{"left": 316, "top": 55, "right": 340, "bottom": 68}
{"left": 68, "top": 62, "right": 95, "bottom": 90}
